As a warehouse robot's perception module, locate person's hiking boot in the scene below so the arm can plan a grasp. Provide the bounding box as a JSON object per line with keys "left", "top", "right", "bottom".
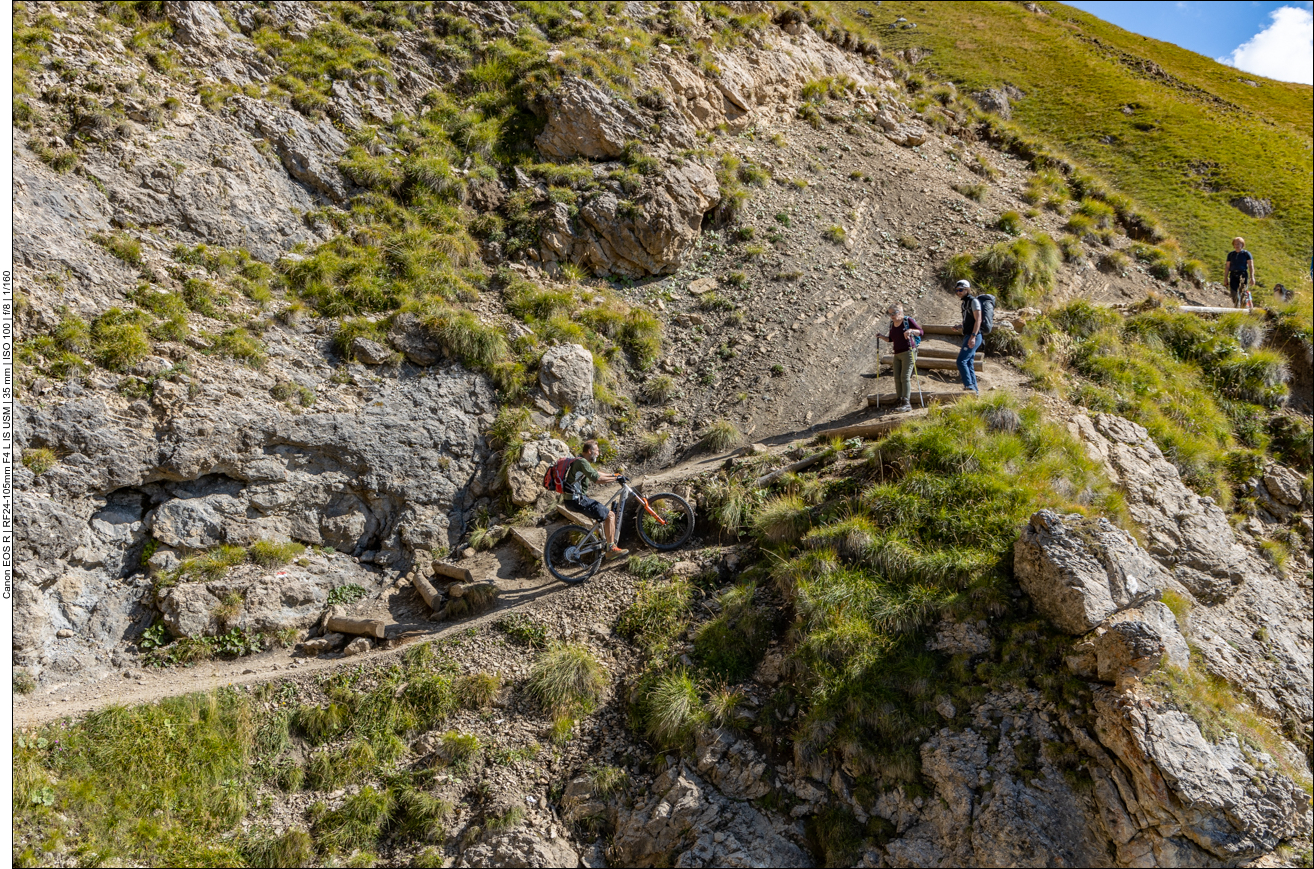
{"left": 604, "top": 546, "right": 629, "bottom": 561}
{"left": 895, "top": 402, "right": 912, "bottom": 413}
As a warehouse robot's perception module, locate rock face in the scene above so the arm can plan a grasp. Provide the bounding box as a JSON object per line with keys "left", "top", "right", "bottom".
{"left": 158, "top": 557, "right": 374, "bottom": 638}
{"left": 458, "top": 829, "right": 579, "bottom": 868}
{"left": 611, "top": 763, "right": 811, "bottom": 868}
{"left": 1230, "top": 196, "right": 1274, "bottom": 218}
{"left": 535, "top": 77, "right": 647, "bottom": 161}
{"left": 1091, "top": 686, "right": 1311, "bottom": 864}
{"left": 1015, "top": 510, "right": 1169, "bottom": 633}
{"left": 1071, "top": 413, "right": 1312, "bottom": 725}
{"left": 538, "top": 344, "right": 595, "bottom": 408}
{"left": 15, "top": 367, "right": 495, "bottom": 680}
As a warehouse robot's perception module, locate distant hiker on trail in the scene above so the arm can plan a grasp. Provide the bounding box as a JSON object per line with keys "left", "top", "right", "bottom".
{"left": 1226, "top": 237, "right": 1255, "bottom": 308}
{"left": 886, "top": 303, "right": 923, "bottom": 412}
{"left": 953, "top": 279, "right": 985, "bottom": 396}
{"left": 563, "top": 439, "right": 629, "bottom": 560}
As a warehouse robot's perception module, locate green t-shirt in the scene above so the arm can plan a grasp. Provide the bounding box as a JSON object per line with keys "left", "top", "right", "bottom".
{"left": 565, "top": 458, "right": 600, "bottom": 501}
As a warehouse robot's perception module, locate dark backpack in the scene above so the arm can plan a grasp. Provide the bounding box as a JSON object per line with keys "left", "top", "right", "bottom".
{"left": 902, "top": 317, "right": 923, "bottom": 349}
{"left": 976, "top": 294, "right": 996, "bottom": 335}
{"left": 543, "top": 456, "right": 578, "bottom": 493}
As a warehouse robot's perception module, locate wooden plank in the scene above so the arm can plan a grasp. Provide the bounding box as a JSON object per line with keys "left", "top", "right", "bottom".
{"left": 432, "top": 561, "right": 474, "bottom": 584}
{"left": 880, "top": 355, "right": 982, "bottom": 371}
{"left": 409, "top": 571, "right": 443, "bottom": 610}
{"left": 1178, "top": 305, "right": 1266, "bottom": 315}
{"left": 908, "top": 347, "right": 960, "bottom": 360}
{"left": 813, "top": 418, "right": 908, "bottom": 440}
{"left": 753, "top": 452, "right": 827, "bottom": 487}
{"left": 866, "top": 392, "right": 968, "bottom": 408}
{"left": 920, "top": 324, "right": 962, "bottom": 335}
{"left": 325, "top": 616, "right": 387, "bottom": 639}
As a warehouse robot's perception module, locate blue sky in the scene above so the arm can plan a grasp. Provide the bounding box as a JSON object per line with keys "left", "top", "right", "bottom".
{"left": 1066, "top": 1, "right": 1314, "bottom": 83}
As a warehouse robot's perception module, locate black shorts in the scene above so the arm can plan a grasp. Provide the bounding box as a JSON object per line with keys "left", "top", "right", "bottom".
{"left": 565, "top": 496, "right": 609, "bottom": 523}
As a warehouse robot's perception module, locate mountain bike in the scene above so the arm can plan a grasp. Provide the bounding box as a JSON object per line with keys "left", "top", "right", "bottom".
{"left": 544, "top": 477, "right": 695, "bottom": 583}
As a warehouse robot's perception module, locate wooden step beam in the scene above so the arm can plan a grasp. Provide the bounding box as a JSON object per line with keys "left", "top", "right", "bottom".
{"left": 880, "top": 355, "right": 982, "bottom": 371}
{"left": 1178, "top": 305, "right": 1266, "bottom": 315}
{"left": 866, "top": 392, "right": 968, "bottom": 408}
{"left": 919, "top": 324, "right": 963, "bottom": 336}
{"left": 813, "top": 417, "right": 908, "bottom": 440}
{"left": 907, "top": 347, "right": 967, "bottom": 360}
{"left": 325, "top": 615, "right": 387, "bottom": 639}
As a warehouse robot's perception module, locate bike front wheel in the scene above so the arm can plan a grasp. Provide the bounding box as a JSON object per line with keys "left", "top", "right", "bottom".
{"left": 544, "top": 525, "right": 604, "bottom": 584}
{"left": 636, "top": 493, "right": 695, "bottom": 551}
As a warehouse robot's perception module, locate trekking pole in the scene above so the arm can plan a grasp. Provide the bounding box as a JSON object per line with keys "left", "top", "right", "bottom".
{"left": 915, "top": 351, "right": 925, "bottom": 408}
{"left": 874, "top": 334, "right": 881, "bottom": 409}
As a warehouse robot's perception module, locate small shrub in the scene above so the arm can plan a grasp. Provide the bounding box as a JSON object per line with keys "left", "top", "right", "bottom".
{"left": 13, "top": 669, "right": 37, "bottom": 694}
{"left": 495, "top": 613, "right": 549, "bottom": 648}
{"left": 249, "top": 540, "right": 305, "bottom": 568}
{"left": 752, "top": 494, "right": 813, "bottom": 544}
{"left": 22, "top": 447, "right": 57, "bottom": 475}
{"left": 1099, "top": 250, "right": 1130, "bottom": 275}
{"left": 996, "top": 211, "right": 1025, "bottom": 235}
{"left": 455, "top": 673, "right": 501, "bottom": 709}
{"left": 952, "top": 181, "right": 987, "bottom": 202}
{"left": 528, "top": 644, "right": 607, "bottom": 715}
{"left": 898, "top": 235, "right": 920, "bottom": 250}
{"left": 617, "top": 579, "right": 690, "bottom": 657}
{"left": 326, "top": 584, "right": 368, "bottom": 607}
{"left": 635, "top": 430, "right": 672, "bottom": 461}
{"left": 700, "top": 419, "right": 741, "bottom": 453}
{"left": 641, "top": 374, "right": 677, "bottom": 405}
{"left": 93, "top": 232, "right": 143, "bottom": 266}
{"left": 639, "top": 669, "right": 702, "bottom": 748}
{"left": 822, "top": 224, "right": 847, "bottom": 244}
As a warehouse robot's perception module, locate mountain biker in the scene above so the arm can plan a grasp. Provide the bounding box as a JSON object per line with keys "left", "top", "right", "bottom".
{"left": 952, "top": 279, "right": 982, "bottom": 396}
{"left": 886, "top": 303, "right": 923, "bottom": 412}
{"left": 564, "top": 439, "right": 629, "bottom": 560}
{"left": 1225, "top": 237, "right": 1254, "bottom": 308}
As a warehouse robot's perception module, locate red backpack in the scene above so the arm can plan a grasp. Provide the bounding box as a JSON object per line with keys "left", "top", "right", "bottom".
{"left": 543, "top": 457, "right": 578, "bottom": 493}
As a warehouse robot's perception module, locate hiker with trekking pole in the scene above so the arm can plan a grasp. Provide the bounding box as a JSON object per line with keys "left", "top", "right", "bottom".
{"left": 884, "top": 303, "right": 924, "bottom": 412}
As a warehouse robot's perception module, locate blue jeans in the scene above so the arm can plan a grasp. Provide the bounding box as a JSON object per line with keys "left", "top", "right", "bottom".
{"left": 957, "top": 333, "right": 982, "bottom": 392}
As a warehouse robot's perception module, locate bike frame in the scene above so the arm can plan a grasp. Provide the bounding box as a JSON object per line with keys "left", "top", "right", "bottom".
{"left": 569, "top": 480, "right": 668, "bottom": 555}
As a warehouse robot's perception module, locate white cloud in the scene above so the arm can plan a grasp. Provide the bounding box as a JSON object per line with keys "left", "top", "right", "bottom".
{"left": 1219, "top": 6, "right": 1314, "bottom": 85}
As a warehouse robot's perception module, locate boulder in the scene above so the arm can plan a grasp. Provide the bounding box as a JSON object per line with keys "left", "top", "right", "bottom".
{"left": 458, "top": 828, "right": 580, "bottom": 868}
{"left": 972, "top": 88, "right": 1014, "bottom": 119}
{"left": 387, "top": 313, "right": 442, "bottom": 366}
{"left": 574, "top": 160, "right": 721, "bottom": 276}
{"left": 1071, "top": 412, "right": 1311, "bottom": 723}
{"left": 693, "top": 727, "right": 770, "bottom": 800}
{"left": 611, "top": 763, "right": 811, "bottom": 867}
{"left": 1230, "top": 196, "right": 1274, "bottom": 219}
{"left": 1014, "top": 510, "right": 1169, "bottom": 634}
{"left": 350, "top": 337, "right": 392, "bottom": 365}
{"left": 164, "top": 1, "right": 230, "bottom": 48}
{"left": 1069, "top": 414, "right": 1251, "bottom": 603}
{"left": 1262, "top": 463, "right": 1304, "bottom": 506}
{"left": 534, "top": 77, "right": 645, "bottom": 160}
{"left": 1093, "top": 685, "right": 1312, "bottom": 862}
{"left": 341, "top": 636, "right": 372, "bottom": 657}
{"left": 539, "top": 344, "right": 594, "bottom": 408}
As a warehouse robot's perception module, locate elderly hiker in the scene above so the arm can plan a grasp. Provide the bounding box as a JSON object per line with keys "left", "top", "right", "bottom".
{"left": 952, "top": 280, "right": 984, "bottom": 396}
{"left": 563, "top": 439, "right": 629, "bottom": 560}
{"left": 886, "top": 303, "right": 923, "bottom": 412}
{"left": 1225, "top": 237, "right": 1255, "bottom": 308}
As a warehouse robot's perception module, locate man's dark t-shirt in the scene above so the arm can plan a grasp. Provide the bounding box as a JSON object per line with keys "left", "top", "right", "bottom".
{"left": 960, "top": 295, "right": 982, "bottom": 335}
{"left": 1227, "top": 249, "right": 1253, "bottom": 275}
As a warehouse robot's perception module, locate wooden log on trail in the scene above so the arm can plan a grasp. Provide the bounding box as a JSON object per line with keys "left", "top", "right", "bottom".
{"left": 919, "top": 324, "right": 963, "bottom": 336}
{"left": 1178, "top": 305, "right": 1266, "bottom": 315}
{"left": 433, "top": 561, "right": 474, "bottom": 584}
{"left": 409, "top": 571, "right": 443, "bottom": 610}
{"left": 880, "top": 355, "right": 982, "bottom": 371}
{"left": 754, "top": 452, "right": 828, "bottom": 488}
{"left": 908, "top": 346, "right": 964, "bottom": 360}
{"left": 813, "top": 417, "right": 908, "bottom": 440}
{"left": 325, "top": 615, "right": 388, "bottom": 639}
{"left": 866, "top": 392, "right": 968, "bottom": 408}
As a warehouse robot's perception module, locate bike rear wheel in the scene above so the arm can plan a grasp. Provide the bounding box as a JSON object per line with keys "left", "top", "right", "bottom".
{"left": 636, "top": 493, "right": 695, "bottom": 551}
{"left": 544, "top": 525, "right": 605, "bottom": 583}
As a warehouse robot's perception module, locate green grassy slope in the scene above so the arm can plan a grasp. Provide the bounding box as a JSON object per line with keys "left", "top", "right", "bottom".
{"left": 817, "top": 0, "right": 1313, "bottom": 292}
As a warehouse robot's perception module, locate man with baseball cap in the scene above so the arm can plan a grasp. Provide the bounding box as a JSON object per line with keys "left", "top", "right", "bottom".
{"left": 953, "top": 280, "right": 982, "bottom": 396}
